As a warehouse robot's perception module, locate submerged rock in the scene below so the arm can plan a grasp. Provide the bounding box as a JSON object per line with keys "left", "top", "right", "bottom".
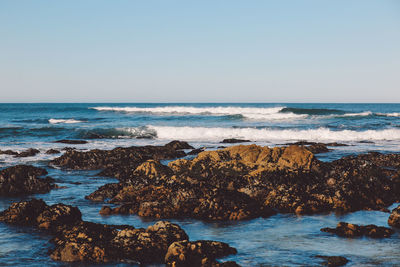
{"left": 46, "top": 149, "right": 61, "bottom": 154}
{"left": 0, "top": 148, "right": 40, "bottom": 157}
{"left": 316, "top": 255, "right": 349, "bottom": 266}
{"left": 55, "top": 140, "right": 88, "bottom": 144}
{"left": 0, "top": 199, "right": 237, "bottom": 265}
{"left": 221, "top": 138, "right": 251, "bottom": 144}
{"left": 0, "top": 165, "right": 55, "bottom": 196}
{"left": 321, "top": 222, "right": 394, "bottom": 238}
{"left": 388, "top": 205, "right": 400, "bottom": 228}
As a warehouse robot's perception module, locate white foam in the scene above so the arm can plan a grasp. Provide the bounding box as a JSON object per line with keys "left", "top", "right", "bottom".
{"left": 142, "top": 125, "right": 400, "bottom": 142}
{"left": 49, "top": 119, "right": 84, "bottom": 124}
{"left": 376, "top": 112, "right": 400, "bottom": 117}
{"left": 341, "top": 111, "right": 373, "bottom": 117}
{"left": 91, "top": 106, "right": 309, "bottom": 121}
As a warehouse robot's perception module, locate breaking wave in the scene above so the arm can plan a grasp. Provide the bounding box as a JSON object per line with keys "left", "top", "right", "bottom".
{"left": 79, "top": 125, "right": 400, "bottom": 142}
{"left": 49, "top": 119, "right": 85, "bottom": 124}
{"left": 91, "top": 106, "right": 398, "bottom": 120}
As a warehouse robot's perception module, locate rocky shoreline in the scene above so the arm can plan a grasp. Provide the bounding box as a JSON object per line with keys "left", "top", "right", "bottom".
{"left": 1, "top": 140, "right": 400, "bottom": 265}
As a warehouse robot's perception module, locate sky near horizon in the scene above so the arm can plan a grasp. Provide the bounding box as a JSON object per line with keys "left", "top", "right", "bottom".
{"left": 0, "top": 0, "right": 399, "bottom": 103}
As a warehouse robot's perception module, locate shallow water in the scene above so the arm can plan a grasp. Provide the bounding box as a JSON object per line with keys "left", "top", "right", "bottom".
{"left": 1, "top": 103, "right": 400, "bottom": 266}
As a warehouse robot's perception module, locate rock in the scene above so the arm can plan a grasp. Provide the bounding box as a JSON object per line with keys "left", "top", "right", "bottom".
{"left": 0, "top": 198, "right": 47, "bottom": 225}
{"left": 36, "top": 203, "right": 82, "bottom": 231}
{"left": 164, "top": 140, "right": 194, "bottom": 150}
{"left": 188, "top": 148, "right": 205, "bottom": 155}
{"left": 15, "top": 148, "right": 40, "bottom": 157}
{"left": 0, "top": 149, "right": 19, "bottom": 156}
{"left": 1, "top": 199, "right": 237, "bottom": 265}
{"left": 388, "top": 205, "right": 400, "bottom": 228}
{"left": 46, "top": 149, "right": 61, "bottom": 154}
{"left": 0, "top": 165, "right": 55, "bottom": 196}
{"left": 55, "top": 140, "right": 88, "bottom": 144}
{"left": 321, "top": 222, "right": 394, "bottom": 238}
{"left": 165, "top": 240, "right": 237, "bottom": 267}
{"left": 0, "top": 148, "right": 40, "bottom": 157}
{"left": 316, "top": 255, "right": 349, "bottom": 266}
{"left": 221, "top": 138, "right": 251, "bottom": 144}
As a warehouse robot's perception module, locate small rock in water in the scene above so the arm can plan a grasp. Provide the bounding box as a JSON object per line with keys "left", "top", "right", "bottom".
{"left": 46, "top": 149, "right": 61, "bottom": 154}
{"left": 321, "top": 222, "right": 394, "bottom": 238}
{"left": 0, "top": 165, "right": 55, "bottom": 196}
{"left": 221, "top": 138, "right": 251, "bottom": 144}
{"left": 55, "top": 140, "right": 88, "bottom": 144}
{"left": 316, "top": 255, "right": 349, "bottom": 266}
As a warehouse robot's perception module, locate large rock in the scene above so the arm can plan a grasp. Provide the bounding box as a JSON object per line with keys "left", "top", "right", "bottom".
{"left": 85, "top": 144, "right": 400, "bottom": 220}
{"left": 321, "top": 222, "right": 394, "bottom": 238}
{"left": 388, "top": 205, "right": 400, "bottom": 228}
{"left": 0, "top": 165, "right": 55, "bottom": 196}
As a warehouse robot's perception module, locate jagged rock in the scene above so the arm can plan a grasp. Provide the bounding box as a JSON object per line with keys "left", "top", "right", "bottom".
{"left": 0, "top": 165, "right": 55, "bottom": 196}
{"left": 84, "top": 144, "right": 400, "bottom": 220}
{"left": 46, "top": 149, "right": 61, "bottom": 154}
{"left": 388, "top": 205, "right": 400, "bottom": 228}
{"left": 0, "top": 149, "right": 19, "bottom": 156}
{"left": 50, "top": 141, "right": 189, "bottom": 182}
{"left": 321, "top": 222, "right": 394, "bottom": 238}
{"left": 221, "top": 138, "right": 251, "bottom": 144}
{"left": 316, "top": 255, "right": 349, "bottom": 266}
{"left": 55, "top": 140, "right": 88, "bottom": 144}
{"left": 165, "top": 240, "right": 238, "bottom": 267}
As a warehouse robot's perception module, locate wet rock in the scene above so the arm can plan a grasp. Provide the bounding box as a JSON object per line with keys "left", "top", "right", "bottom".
{"left": 0, "top": 149, "right": 19, "bottom": 156}
{"left": 165, "top": 240, "right": 237, "bottom": 267}
{"left": 388, "top": 205, "right": 400, "bottom": 228}
{"left": 36, "top": 203, "right": 82, "bottom": 231}
{"left": 55, "top": 140, "right": 88, "bottom": 144}
{"left": 46, "top": 149, "right": 61, "bottom": 154}
{"left": 221, "top": 138, "right": 251, "bottom": 144}
{"left": 164, "top": 140, "right": 194, "bottom": 150}
{"left": 50, "top": 141, "right": 189, "bottom": 182}
{"left": 188, "top": 147, "right": 205, "bottom": 155}
{"left": 0, "top": 198, "right": 47, "bottom": 225}
{"left": 0, "top": 165, "right": 55, "bottom": 196}
{"left": 0, "top": 148, "right": 40, "bottom": 157}
{"left": 321, "top": 222, "right": 394, "bottom": 238}
{"left": 316, "top": 255, "right": 349, "bottom": 266}
{"left": 15, "top": 148, "right": 40, "bottom": 157}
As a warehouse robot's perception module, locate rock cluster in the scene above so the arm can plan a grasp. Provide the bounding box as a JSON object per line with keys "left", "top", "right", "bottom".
{"left": 0, "top": 165, "right": 56, "bottom": 196}
{"left": 321, "top": 222, "right": 394, "bottom": 238}
{"left": 0, "top": 199, "right": 237, "bottom": 265}
{"left": 0, "top": 148, "right": 40, "bottom": 157}
{"left": 70, "top": 143, "right": 400, "bottom": 220}
{"left": 388, "top": 205, "right": 400, "bottom": 228}
{"left": 50, "top": 140, "right": 192, "bottom": 182}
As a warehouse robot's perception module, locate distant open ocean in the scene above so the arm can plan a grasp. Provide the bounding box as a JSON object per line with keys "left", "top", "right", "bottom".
{"left": 1, "top": 103, "right": 400, "bottom": 266}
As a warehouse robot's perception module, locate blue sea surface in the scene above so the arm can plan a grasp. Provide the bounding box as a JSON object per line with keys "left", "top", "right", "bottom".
{"left": 0, "top": 103, "right": 399, "bottom": 266}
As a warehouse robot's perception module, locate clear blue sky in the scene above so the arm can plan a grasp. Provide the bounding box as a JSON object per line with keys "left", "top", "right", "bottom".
{"left": 0, "top": 0, "right": 399, "bottom": 102}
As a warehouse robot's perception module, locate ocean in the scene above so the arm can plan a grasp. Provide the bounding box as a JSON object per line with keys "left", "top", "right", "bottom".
{"left": 0, "top": 103, "right": 399, "bottom": 266}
